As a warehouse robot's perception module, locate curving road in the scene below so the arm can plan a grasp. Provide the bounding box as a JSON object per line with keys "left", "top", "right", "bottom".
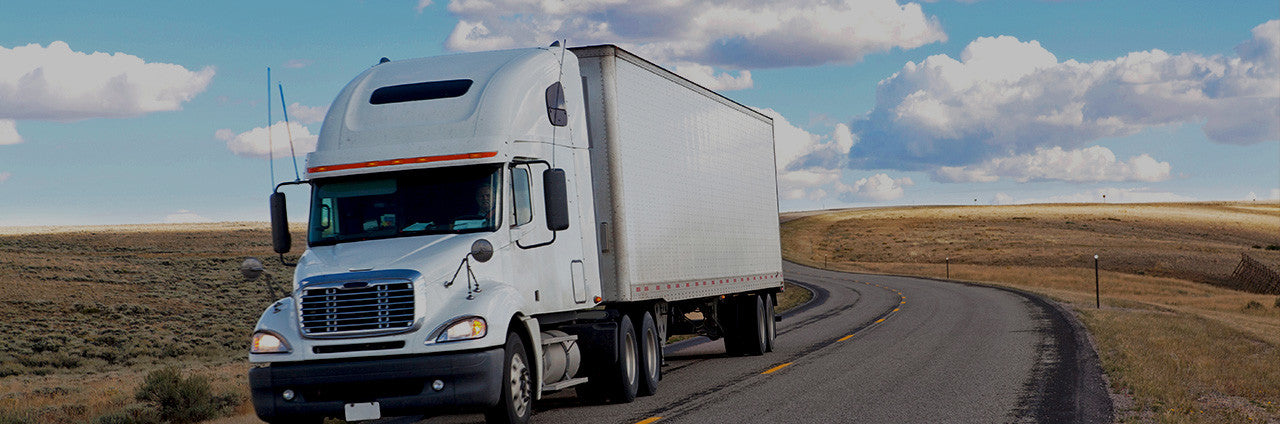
{"left": 410, "top": 262, "right": 1111, "bottom": 423}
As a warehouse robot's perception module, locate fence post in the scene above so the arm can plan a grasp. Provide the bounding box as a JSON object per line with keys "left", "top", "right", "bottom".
{"left": 1094, "top": 254, "right": 1100, "bottom": 309}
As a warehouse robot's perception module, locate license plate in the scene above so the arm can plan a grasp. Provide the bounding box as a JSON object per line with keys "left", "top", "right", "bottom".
{"left": 344, "top": 402, "right": 381, "bottom": 421}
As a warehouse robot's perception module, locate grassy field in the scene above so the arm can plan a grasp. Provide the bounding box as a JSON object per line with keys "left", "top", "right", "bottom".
{"left": 0, "top": 223, "right": 813, "bottom": 424}
{"left": 0, "top": 224, "right": 303, "bottom": 424}
{"left": 782, "top": 201, "right": 1280, "bottom": 423}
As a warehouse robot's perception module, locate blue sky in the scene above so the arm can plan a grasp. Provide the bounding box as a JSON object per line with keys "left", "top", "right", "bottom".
{"left": 0, "top": 0, "right": 1277, "bottom": 226}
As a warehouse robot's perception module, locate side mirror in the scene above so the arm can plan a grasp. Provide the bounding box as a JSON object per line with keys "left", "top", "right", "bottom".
{"left": 470, "top": 239, "right": 494, "bottom": 263}
{"left": 544, "top": 168, "right": 570, "bottom": 231}
{"left": 270, "top": 192, "right": 292, "bottom": 254}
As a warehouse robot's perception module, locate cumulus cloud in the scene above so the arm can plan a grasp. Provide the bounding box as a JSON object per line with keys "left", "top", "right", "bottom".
{"left": 0, "top": 120, "right": 20, "bottom": 145}
{"left": 933, "top": 145, "right": 1172, "bottom": 183}
{"left": 762, "top": 108, "right": 857, "bottom": 200}
{"left": 287, "top": 103, "right": 327, "bottom": 125}
{"left": 163, "top": 210, "right": 212, "bottom": 224}
{"left": 0, "top": 41, "right": 214, "bottom": 122}
{"left": 215, "top": 122, "right": 318, "bottom": 159}
{"left": 416, "top": 0, "right": 433, "bottom": 12}
{"left": 837, "top": 173, "right": 915, "bottom": 202}
{"left": 850, "top": 20, "right": 1280, "bottom": 171}
{"left": 990, "top": 192, "right": 1014, "bottom": 205}
{"left": 0, "top": 172, "right": 10, "bottom": 184}
{"left": 1019, "top": 187, "right": 1194, "bottom": 204}
{"left": 670, "top": 63, "right": 753, "bottom": 91}
{"left": 443, "top": 0, "right": 946, "bottom": 90}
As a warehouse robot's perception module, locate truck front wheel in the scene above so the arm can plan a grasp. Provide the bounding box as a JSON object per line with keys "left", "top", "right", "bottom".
{"left": 485, "top": 333, "right": 532, "bottom": 424}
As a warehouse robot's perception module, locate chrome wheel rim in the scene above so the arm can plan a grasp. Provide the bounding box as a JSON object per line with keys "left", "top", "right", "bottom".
{"left": 623, "top": 330, "right": 637, "bottom": 384}
{"left": 509, "top": 351, "right": 531, "bottom": 417}
{"left": 643, "top": 327, "right": 659, "bottom": 380}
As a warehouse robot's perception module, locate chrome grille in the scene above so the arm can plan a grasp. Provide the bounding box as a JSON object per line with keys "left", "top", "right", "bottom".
{"left": 300, "top": 282, "right": 415, "bottom": 336}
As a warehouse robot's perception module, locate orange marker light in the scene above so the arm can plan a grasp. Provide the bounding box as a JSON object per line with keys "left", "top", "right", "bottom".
{"left": 308, "top": 151, "right": 498, "bottom": 174}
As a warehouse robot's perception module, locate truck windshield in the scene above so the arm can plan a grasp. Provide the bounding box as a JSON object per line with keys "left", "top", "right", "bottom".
{"left": 308, "top": 164, "right": 502, "bottom": 246}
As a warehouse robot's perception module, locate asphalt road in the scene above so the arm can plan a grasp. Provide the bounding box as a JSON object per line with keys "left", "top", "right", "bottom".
{"left": 405, "top": 262, "right": 1111, "bottom": 423}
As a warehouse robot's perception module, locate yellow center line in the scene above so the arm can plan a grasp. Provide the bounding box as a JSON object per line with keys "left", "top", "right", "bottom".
{"left": 893, "top": 308, "right": 900, "bottom": 312}
{"left": 634, "top": 417, "right": 663, "bottom": 424}
{"left": 875, "top": 318, "right": 885, "bottom": 323}
{"left": 837, "top": 334, "right": 855, "bottom": 342}
{"left": 762, "top": 362, "right": 794, "bottom": 374}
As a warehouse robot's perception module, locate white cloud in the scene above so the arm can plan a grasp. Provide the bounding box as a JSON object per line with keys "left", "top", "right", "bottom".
{"left": 670, "top": 62, "right": 753, "bottom": 91}
{"left": 851, "top": 20, "right": 1280, "bottom": 171}
{"left": 443, "top": 0, "right": 947, "bottom": 90}
{"left": 287, "top": 103, "right": 327, "bottom": 125}
{"left": 416, "top": 0, "right": 433, "bottom": 12}
{"left": 215, "top": 121, "right": 318, "bottom": 159}
{"left": 933, "top": 145, "right": 1172, "bottom": 183}
{"left": 0, "top": 172, "right": 10, "bottom": 184}
{"left": 837, "top": 173, "right": 915, "bottom": 202}
{"left": 282, "top": 59, "right": 313, "bottom": 69}
{"left": 761, "top": 108, "right": 856, "bottom": 200}
{"left": 1019, "top": 187, "right": 1194, "bottom": 204}
{"left": 990, "top": 192, "right": 1014, "bottom": 205}
{"left": 162, "top": 210, "right": 212, "bottom": 224}
{"left": 0, "top": 41, "right": 214, "bottom": 122}
{"left": 0, "top": 120, "right": 20, "bottom": 145}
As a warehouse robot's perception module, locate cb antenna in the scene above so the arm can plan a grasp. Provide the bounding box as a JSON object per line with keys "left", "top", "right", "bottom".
{"left": 278, "top": 83, "right": 302, "bottom": 181}
{"left": 266, "top": 67, "right": 276, "bottom": 188}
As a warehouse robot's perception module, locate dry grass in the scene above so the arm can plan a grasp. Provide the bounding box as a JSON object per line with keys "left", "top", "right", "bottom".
{"left": 781, "top": 201, "right": 1280, "bottom": 423}
{"left": 0, "top": 223, "right": 302, "bottom": 423}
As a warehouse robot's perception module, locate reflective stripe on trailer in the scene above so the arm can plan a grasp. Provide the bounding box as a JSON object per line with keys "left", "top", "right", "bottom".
{"left": 632, "top": 272, "right": 783, "bottom": 293}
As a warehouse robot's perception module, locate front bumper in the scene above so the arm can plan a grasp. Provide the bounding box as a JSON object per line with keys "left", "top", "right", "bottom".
{"left": 249, "top": 347, "right": 504, "bottom": 422}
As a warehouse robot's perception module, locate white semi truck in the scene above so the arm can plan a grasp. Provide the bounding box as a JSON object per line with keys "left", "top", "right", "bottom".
{"left": 249, "top": 44, "right": 783, "bottom": 424}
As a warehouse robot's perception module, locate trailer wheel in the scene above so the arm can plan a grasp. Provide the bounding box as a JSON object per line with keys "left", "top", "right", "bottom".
{"left": 764, "top": 292, "right": 777, "bottom": 353}
{"left": 637, "top": 311, "right": 661, "bottom": 396}
{"left": 736, "top": 294, "right": 768, "bottom": 356}
{"left": 719, "top": 299, "right": 743, "bottom": 355}
{"left": 485, "top": 333, "right": 532, "bottom": 424}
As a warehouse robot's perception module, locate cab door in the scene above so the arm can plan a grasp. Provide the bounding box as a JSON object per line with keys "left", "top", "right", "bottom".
{"left": 507, "top": 162, "right": 563, "bottom": 310}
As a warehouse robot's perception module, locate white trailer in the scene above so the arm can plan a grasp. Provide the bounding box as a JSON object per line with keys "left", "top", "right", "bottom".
{"left": 249, "top": 44, "right": 781, "bottom": 424}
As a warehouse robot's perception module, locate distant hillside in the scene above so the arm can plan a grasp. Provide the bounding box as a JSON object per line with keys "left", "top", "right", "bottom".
{"left": 781, "top": 202, "right": 1280, "bottom": 291}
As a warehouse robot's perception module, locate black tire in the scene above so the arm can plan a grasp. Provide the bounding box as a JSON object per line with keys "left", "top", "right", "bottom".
{"left": 637, "top": 311, "right": 661, "bottom": 396}
{"left": 736, "top": 294, "right": 768, "bottom": 356}
{"left": 485, "top": 333, "right": 533, "bottom": 424}
{"left": 720, "top": 299, "right": 743, "bottom": 355}
{"left": 611, "top": 314, "right": 640, "bottom": 403}
{"left": 764, "top": 292, "right": 777, "bottom": 353}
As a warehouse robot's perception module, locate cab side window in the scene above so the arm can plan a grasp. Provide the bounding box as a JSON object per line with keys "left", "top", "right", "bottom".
{"left": 511, "top": 166, "right": 533, "bottom": 226}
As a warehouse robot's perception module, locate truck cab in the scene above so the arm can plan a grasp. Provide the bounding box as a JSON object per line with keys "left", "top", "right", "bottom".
{"left": 250, "top": 46, "right": 602, "bottom": 423}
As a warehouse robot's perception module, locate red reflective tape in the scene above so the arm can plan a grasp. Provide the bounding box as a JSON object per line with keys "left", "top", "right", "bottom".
{"left": 308, "top": 151, "right": 498, "bottom": 174}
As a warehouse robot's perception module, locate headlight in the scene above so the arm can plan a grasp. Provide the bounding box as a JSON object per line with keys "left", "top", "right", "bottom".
{"left": 435, "top": 317, "right": 487, "bottom": 343}
{"left": 251, "top": 331, "right": 292, "bottom": 354}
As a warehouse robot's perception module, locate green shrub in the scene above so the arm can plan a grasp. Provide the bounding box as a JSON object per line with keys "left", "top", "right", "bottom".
{"left": 1274, "top": 297, "right": 1280, "bottom": 308}
{"left": 1244, "top": 300, "right": 1264, "bottom": 310}
{"left": 133, "top": 367, "right": 237, "bottom": 424}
